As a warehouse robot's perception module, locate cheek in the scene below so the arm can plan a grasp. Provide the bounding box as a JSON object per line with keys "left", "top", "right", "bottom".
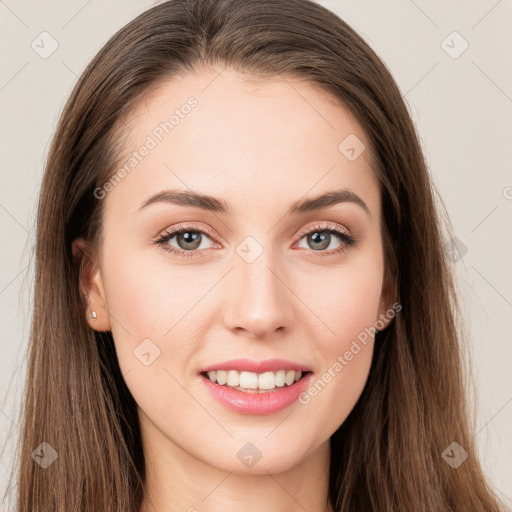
{"left": 99, "top": 246, "right": 181, "bottom": 373}
{"left": 100, "top": 251, "right": 204, "bottom": 423}
{"left": 99, "top": 244, "right": 223, "bottom": 412}
{"left": 296, "top": 253, "right": 383, "bottom": 425}
{"left": 301, "top": 250, "right": 384, "bottom": 352}
{"left": 101, "top": 244, "right": 206, "bottom": 338}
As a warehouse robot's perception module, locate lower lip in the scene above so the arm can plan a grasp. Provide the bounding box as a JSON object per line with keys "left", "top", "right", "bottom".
{"left": 200, "top": 373, "right": 313, "bottom": 415}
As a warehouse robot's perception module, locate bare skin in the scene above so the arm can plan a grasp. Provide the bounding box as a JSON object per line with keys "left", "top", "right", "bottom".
{"left": 75, "top": 67, "right": 394, "bottom": 512}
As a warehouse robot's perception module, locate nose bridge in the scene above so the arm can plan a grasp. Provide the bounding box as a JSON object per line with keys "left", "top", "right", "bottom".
{"left": 223, "top": 238, "right": 293, "bottom": 336}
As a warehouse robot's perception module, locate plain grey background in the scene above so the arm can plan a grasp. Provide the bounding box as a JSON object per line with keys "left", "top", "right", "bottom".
{"left": 1, "top": 0, "right": 511, "bottom": 509}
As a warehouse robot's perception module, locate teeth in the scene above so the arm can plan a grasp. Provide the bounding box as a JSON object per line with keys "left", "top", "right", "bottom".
{"left": 258, "top": 371, "right": 275, "bottom": 390}
{"left": 227, "top": 370, "right": 240, "bottom": 387}
{"left": 204, "top": 369, "right": 304, "bottom": 391}
{"left": 216, "top": 370, "right": 226, "bottom": 385}
{"left": 240, "top": 371, "right": 258, "bottom": 389}
{"left": 275, "top": 370, "right": 286, "bottom": 387}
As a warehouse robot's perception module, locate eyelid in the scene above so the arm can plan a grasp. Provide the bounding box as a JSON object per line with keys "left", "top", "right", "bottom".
{"left": 154, "top": 222, "right": 221, "bottom": 245}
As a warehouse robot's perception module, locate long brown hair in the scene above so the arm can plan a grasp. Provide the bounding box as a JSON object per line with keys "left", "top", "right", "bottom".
{"left": 7, "top": 0, "right": 507, "bottom": 510}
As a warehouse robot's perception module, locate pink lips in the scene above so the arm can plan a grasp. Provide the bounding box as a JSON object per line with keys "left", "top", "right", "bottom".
{"left": 199, "top": 358, "right": 313, "bottom": 415}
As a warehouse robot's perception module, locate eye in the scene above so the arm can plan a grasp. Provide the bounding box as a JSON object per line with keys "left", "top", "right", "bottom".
{"left": 153, "top": 224, "right": 218, "bottom": 259}
{"left": 294, "top": 221, "right": 356, "bottom": 257}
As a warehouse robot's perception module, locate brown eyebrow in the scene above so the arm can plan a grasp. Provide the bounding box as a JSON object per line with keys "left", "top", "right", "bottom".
{"left": 139, "top": 188, "right": 371, "bottom": 217}
{"left": 288, "top": 189, "right": 370, "bottom": 217}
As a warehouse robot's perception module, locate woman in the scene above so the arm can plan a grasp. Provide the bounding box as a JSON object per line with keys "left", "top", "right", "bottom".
{"left": 10, "top": 0, "right": 507, "bottom": 510}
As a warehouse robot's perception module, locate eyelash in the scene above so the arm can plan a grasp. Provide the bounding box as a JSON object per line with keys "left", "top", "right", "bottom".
{"left": 153, "top": 221, "right": 356, "bottom": 260}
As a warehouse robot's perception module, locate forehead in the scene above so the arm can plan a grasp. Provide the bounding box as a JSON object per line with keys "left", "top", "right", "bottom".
{"left": 105, "top": 68, "right": 380, "bottom": 218}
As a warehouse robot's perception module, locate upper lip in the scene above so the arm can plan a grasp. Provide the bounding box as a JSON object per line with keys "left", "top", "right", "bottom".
{"left": 199, "top": 358, "right": 312, "bottom": 374}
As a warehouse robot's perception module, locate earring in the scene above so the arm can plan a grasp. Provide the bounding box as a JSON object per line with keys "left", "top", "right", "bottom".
{"left": 88, "top": 311, "right": 97, "bottom": 320}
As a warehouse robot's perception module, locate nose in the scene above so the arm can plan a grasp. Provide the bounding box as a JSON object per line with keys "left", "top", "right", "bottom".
{"left": 222, "top": 249, "right": 294, "bottom": 339}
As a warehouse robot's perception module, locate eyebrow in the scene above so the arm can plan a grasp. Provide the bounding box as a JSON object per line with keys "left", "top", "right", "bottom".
{"left": 139, "top": 188, "right": 371, "bottom": 217}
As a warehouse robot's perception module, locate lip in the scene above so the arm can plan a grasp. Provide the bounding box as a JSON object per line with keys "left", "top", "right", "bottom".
{"left": 199, "top": 358, "right": 312, "bottom": 373}
{"left": 199, "top": 371, "right": 313, "bottom": 415}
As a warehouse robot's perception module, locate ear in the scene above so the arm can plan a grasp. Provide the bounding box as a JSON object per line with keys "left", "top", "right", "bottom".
{"left": 375, "top": 268, "right": 399, "bottom": 332}
{"left": 72, "top": 238, "right": 111, "bottom": 332}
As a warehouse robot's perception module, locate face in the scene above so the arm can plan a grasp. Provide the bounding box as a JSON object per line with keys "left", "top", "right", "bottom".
{"left": 78, "top": 68, "right": 393, "bottom": 475}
